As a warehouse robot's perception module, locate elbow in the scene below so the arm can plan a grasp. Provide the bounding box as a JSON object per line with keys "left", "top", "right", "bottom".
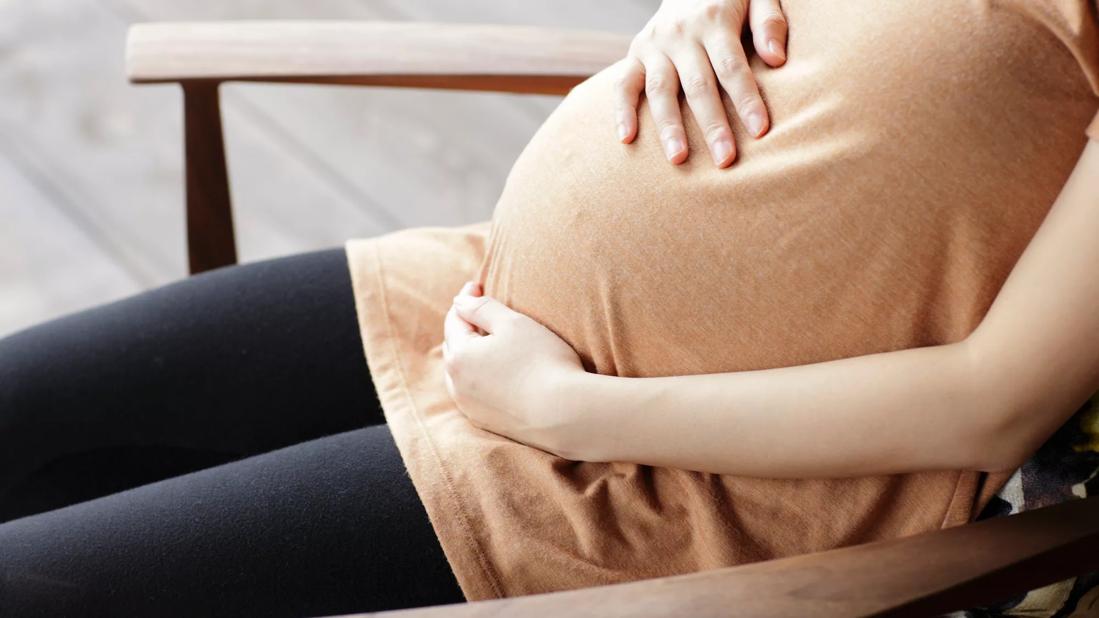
{"left": 971, "top": 439, "right": 1030, "bottom": 474}
{"left": 965, "top": 397, "right": 1036, "bottom": 474}
{"left": 970, "top": 424, "right": 1036, "bottom": 474}
{"left": 955, "top": 339, "right": 1038, "bottom": 474}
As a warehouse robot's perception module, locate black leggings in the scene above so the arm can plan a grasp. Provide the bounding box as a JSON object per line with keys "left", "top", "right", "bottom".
{"left": 0, "top": 249, "right": 465, "bottom": 617}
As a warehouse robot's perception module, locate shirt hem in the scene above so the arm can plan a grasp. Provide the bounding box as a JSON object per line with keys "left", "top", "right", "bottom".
{"left": 344, "top": 238, "right": 506, "bottom": 602}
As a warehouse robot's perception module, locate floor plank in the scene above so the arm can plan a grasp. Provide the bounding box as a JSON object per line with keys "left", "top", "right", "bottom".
{"left": 0, "top": 149, "right": 139, "bottom": 333}
{"left": 114, "top": 0, "right": 652, "bottom": 231}
{"left": 0, "top": 0, "right": 655, "bottom": 337}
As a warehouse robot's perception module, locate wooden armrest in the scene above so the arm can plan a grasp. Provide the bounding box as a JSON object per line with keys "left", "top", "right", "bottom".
{"left": 349, "top": 495, "right": 1099, "bottom": 618}
{"left": 126, "top": 20, "right": 629, "bottom": 274}
{"left": 126, "top": 21, "right": 630, "bottom": 95}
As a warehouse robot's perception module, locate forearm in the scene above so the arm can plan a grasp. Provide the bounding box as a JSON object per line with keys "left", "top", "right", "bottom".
{"left": 559, "top": 142, "right": 1099, "bottom": 480}
{"left": 564, "top": 339, "right": 999, "bottom": 478}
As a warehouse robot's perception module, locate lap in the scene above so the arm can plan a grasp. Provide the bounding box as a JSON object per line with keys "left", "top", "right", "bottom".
{"left": 0, "top": 248, "right": 383, "bottom": 518}
{"left": 0, "top": 250, "right": 462, "bottom": 614}
{"left": 0, "top": 425, "right": 463, "bottom": 617}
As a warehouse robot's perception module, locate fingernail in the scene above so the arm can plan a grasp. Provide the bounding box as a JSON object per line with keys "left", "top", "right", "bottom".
{"left": 711, "top": 138, "right": 733, "bottom": 166}
{"left": 617, "top": 123, "right": 629, "bottom": 142}
{"left": 663, "top": 136, "right": 685, "bottom": 161}
{"left": 746, "top": 112, "right": 765, "bottom": 137}
{"left": 768, "top": 39, "right": 785, "bottom": 61}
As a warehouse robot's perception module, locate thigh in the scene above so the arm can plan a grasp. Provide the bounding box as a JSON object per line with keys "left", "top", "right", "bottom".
{"left": 0, "top": 425, "right": 463, "bottom": 618}
{"left": 0, "top": 249, "right": 382, "bottom": 518}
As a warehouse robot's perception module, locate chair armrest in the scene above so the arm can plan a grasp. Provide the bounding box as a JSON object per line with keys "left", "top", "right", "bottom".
{"left": 127, "top": 20, "right": 630, "bottom": 274}
{"left": 126, "top": 21, "right": 631, "bottom": 95}
{"left": 354, "top": 495, "right": 1099, "bottom": 618}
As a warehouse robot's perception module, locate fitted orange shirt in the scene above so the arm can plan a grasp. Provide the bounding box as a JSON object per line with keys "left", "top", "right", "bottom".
{"left": 346, "top": 0, "right": 1099, "bottom": 601}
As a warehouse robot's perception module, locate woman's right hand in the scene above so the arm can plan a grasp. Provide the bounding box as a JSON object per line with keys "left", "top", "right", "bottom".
{"left": 615, "top": 0, "right": 788, "bottom": 168}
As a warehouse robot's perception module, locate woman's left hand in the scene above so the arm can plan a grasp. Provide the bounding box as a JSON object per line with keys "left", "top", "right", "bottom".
{"left": 443, "top": 281, "right": 587, "bottom": 459}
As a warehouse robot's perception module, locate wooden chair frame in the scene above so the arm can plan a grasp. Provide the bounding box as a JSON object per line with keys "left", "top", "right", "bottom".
{"left": 126, "top": 21, "right": 1099, "bottom": 617}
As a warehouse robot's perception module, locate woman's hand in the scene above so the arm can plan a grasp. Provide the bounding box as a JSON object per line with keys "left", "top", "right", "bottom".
{"left": 442, "top": 281, "right": 587, "bottom": 459}
{"left": 616, "top": 0, "right": 788, "bottom": 167}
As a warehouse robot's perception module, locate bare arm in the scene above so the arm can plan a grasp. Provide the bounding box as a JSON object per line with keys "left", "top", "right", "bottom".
{"left": 552, "top": 139, "right": 1099, "bottom": 478}
{"left": 445, "top": 140, "right": 1099, "bottom": 478}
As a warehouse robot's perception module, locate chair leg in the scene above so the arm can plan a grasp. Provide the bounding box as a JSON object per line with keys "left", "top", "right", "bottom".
{"left": 182, "top": 82, "right": 236, "bottom": 274}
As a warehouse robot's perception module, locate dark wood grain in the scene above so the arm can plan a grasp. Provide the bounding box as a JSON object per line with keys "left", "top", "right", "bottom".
{"left": 337, "top": 496, "right": 1099, "bottom": 618}
{"left": 182, "top": 82, "right": 236, "bottom": 273}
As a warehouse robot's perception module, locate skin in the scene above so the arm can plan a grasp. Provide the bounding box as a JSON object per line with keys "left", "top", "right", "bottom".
{"left": 614, "top": 0, "right": 789, "bottom": 167}
{"left": 443, "top": 140, "right": 1099, "bottom": 479}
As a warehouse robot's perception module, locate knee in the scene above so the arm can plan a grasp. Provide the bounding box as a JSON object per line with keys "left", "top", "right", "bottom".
{"left": 0, "top": 329, "right": 35, "bottom": 428}
{"left": 0, "top": 320, "right": 98, "bottom": 458}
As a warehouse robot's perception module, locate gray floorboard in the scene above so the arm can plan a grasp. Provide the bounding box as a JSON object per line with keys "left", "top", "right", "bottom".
{"left": 0, "top": 0, "right": 654, "bottom": 336}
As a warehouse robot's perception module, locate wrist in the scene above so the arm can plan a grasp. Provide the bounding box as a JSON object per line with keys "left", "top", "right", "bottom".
{"left": 541, "top": 367, "right": 605, "bottom": 462}
{"left": 547, "top": 365, "right": 624, "bottom": 461}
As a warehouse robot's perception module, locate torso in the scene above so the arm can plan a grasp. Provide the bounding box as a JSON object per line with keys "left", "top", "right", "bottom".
{"left": 479, "top": 0, "right": 1098, "bottom": 377}
{"left": 349, "top": 1, "right": 1099, "bottom": 600}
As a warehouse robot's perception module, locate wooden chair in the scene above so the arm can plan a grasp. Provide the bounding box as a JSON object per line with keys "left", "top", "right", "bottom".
{"left": 125, "top": 21, "right": 1099, "bottom": 617}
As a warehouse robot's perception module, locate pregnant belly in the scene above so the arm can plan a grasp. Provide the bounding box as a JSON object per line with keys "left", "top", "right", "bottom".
{"left": 477, "top": 68, "right": 990, "bottom": 378}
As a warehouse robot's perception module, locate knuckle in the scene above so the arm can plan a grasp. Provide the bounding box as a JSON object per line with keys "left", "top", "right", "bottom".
{"left": 652, "top": 18, "right": 687, "bottom": 40}
{"left": 699, "top": 1, "right": 726, "bottom": 21}
{"left": 702, "top": 122, "right": 729, "bottom": 140}
{"left": 714, "top": 56, "right": 745, "bottom": 79}
{"left": 496, "top": 313, "right": 523, "bottom": 334}
{"left": 613, "top": 72, "right": 638, "bottom": 93}
{"left": 735, "top": 94, "right": 762, "bottom": 114}
{"left": 682, "top": 74, "right": 712, "bottom": 97}
{"left": 645, "top": 74, "right": 672, "bottom": 95}
{"left": 466, "top": 298, "right": 490, "bottom": 319}
{"left": 657, "top": 120, "right": 683, "bottom": 138}
{"left": 761, "top": 13, "right": 787, "bottom": 29}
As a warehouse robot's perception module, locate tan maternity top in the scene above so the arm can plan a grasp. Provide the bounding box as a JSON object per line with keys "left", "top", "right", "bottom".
{"left": 345, "top": 0, "right": 1099, "bottom": 601}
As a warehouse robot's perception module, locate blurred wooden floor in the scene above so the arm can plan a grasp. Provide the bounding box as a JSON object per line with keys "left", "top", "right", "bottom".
{"left": 0, "top": 0, "right": 653, "bottom": 337}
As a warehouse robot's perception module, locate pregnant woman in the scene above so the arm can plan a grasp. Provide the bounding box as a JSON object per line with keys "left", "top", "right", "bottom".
{"left": 2, "top": 0, "right": 1098, "bottom": 616}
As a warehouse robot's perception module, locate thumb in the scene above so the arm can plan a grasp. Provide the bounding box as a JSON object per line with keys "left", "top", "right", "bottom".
{"left": 452, "top": 294, "right": 517, "bottom": 334}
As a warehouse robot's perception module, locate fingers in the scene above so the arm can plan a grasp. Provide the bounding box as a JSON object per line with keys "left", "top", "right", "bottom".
{"left": 443, "top": 304, "right": 476, "bottom": 362}
{"left": 613, "top": 57, "right": 646, "bottom": 144}
{"left": 668, "top": 44, "right": 736, "bottom": 167}
{"left": 444, "top": 281, "right": 482, "bottom": 360}
{"left": 637, "top": 53, "right": 688, "bottom": 164}
{"left": 703, "top": 34, "right": 769, "bottom": 138}
{"left": 749, "top": 0, "right": 788, "bottom": 67}
{"left": 452, "top": 290, "right": 518, "bottom": 335}
{"left": 618, "top": 1, "right": 790, "bottom": 164}
{"left": 461, "top": 280, "right": 482, "bottom": 298}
